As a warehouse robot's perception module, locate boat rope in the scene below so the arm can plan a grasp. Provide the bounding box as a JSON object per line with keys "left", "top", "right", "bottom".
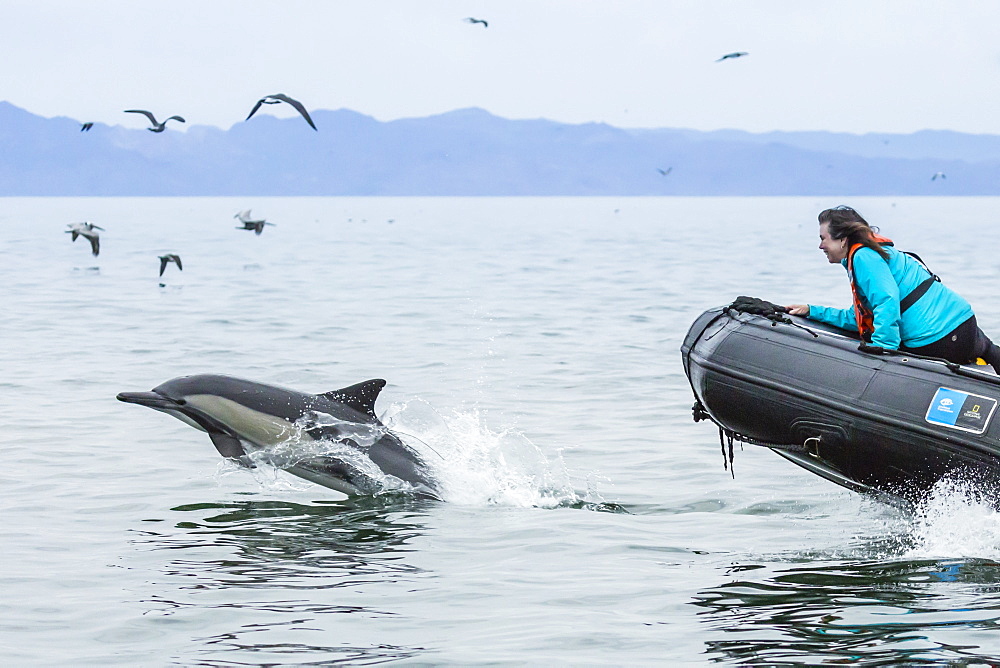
{"left": 692, "top": 400, "right": 810, "bottom": 477}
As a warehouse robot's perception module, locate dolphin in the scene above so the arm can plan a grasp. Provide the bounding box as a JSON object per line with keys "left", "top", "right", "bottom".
{"left": 117, "top": 374, "right": 441, "bottom": 499}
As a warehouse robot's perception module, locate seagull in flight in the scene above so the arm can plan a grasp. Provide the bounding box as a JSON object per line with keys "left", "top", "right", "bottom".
{"left": 932, "top": 172, "right": 947, "bottom": 181}
{"left": 124, "top": 109, "right": 186, "bottom": 132}
{"left": 234, "top": 209, "right": 276, "bottom": 235}
{"left": 716, "top": 51, "right": 749, "bottom": 62}
{"left": 158, "top": 254, "right": 183, "bottom": 276}
{"left": 245, "top": 94, "right": 317, "bottom": 130}
{"left": 80, "top": 122, "right": 94, "bottom": 132}
{"left": 66, "top": 221, "right": 104, "bottom": 256}
{"left": 657, "top": 167, "right": 673, "bottom": 176}
{"left": 465, "top": 17, "right": 488, "bottom": 27}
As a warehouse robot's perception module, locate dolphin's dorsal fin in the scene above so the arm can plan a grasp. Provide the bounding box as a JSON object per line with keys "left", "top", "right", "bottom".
{"left": 321, "top": 379, "right": 386, "bottom": 418}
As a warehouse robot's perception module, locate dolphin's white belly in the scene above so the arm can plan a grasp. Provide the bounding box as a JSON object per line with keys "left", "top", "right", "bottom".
{"left": 185, "top": 394, "right": 313, "bottom": 448}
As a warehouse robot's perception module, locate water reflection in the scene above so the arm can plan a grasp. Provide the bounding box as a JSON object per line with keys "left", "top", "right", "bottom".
{"left": 130, "top": 496, "right": 435, "bottom": 664}
{"left": 134, "top": 496, "right": 432, "bottom": 586}
{"left": 694, "top": 559, "right": 1000, "bottom": 664}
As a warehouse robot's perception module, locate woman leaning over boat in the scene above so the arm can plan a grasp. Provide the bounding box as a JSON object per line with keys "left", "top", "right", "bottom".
{"left": 787, "top": 206, "right": 1000, "bottom": 373}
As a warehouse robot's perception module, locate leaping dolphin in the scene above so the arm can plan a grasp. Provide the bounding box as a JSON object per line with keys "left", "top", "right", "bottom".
{"left": 117, "top": 374, "right": 442, "bottom": 499}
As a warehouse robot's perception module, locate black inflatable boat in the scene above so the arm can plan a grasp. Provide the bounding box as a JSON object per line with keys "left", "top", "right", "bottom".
{"left": 681, "top": 302, "right": 1000, "bottom": 505}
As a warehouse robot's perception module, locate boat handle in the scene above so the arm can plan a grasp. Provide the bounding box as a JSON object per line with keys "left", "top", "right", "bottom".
{"left": 804, "top": 436, "right": 822, "bottom": 456}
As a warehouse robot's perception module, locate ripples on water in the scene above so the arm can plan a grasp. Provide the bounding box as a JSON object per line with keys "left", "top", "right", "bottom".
{"left": 135, "top": 498, "right": 434, "bottom": 664}
{"left": 695, "top": 557, "right": 1000, "bottom": 665}
{"left": 5, "top": 197, "right": 1000, "bottom": 664}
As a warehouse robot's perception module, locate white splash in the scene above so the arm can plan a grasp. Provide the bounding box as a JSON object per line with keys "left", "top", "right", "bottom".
{"left": 903, "top": 477, "right": 1000, "bottom": 560}
{"left": 382, "top": 398, "right": 586, "bottom": 508}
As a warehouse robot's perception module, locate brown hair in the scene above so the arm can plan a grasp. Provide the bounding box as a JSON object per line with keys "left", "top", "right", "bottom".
{"left": 818, "top": 206, "right": 889, "bottom": 260}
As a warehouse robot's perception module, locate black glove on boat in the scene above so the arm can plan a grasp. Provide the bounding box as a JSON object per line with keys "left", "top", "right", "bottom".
{"left": 858, "top": 343, "right": 887, "bottom": 355}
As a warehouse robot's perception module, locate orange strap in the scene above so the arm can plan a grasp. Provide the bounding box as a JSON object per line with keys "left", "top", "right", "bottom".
{"left": 846, "top": 235, "right": 893, "bottom": 341}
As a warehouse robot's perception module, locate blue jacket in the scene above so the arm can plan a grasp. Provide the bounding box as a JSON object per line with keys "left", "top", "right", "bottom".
{"left": 808, "top": 245, "right": 973, "bottom": 349}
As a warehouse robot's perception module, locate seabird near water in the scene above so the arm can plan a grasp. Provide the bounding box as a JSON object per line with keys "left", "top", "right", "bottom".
{"left": 80, "top": 122, "right": 94, "bottom": 132}
{"left": 124, "top": 109, "right": 186, "bottom": 132}
{"left": 657, "top": 167, "right": 673, "bottom": 176}
{"left": 465, "top": 17, "right": 488, "bottom": 27}
{"left": 932, "top": 172, "right": 947, "bottom": 181}
{"left": 234, "top": 209, "right": 275, "bottom": 235}
{"left": 66, "top": 221, "right": 103, "bottom": 256}
{"left": 158, "top": 254, "right": 183, "bottom": 276}
{"left": 716, "top": 51, "right": 749, "bottom": 62}
{"left": 245, "top": 94, "right": 317, "bottom": 130}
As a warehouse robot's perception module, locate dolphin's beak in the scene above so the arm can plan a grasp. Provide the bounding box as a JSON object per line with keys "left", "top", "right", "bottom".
{"left": 117, "top": 389, "right": 250, "bottom": 463}
{"left": 116, "top": 391, "right": 178, "bottom": 409}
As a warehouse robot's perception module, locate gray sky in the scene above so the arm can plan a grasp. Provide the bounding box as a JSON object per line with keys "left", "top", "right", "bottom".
{"left": 3, "top": 1, "right": 1000, "bottom": 134}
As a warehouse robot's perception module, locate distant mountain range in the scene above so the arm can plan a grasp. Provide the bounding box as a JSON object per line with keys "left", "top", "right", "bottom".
{"left": 2, "top": 100, "right": 999, "bottom": 195}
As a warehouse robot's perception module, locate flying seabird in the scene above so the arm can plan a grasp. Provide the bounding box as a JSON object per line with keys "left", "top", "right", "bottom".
{"left": 465, "top": 17, "right": 488, "bottom": 27}
{"left": 657, "top": 167, "right": 673, "bottom": 176}
{"left": 66, "top": 221, "right": 104, "bottom": 256}
{"left": 158, "top": 254, "right": 183, "bottom": 276}
{"left": 234, "top": 209, "right": 276, "bottom": 235}
{"left": 932, "top": 172, "right": 947, "bottom": 181}
{"left": 124, "top": 109, "right": 186, "bottom": 132}
{"left": 80, "top": 122, "right": 94, "bottom": 132}
{"left": 245, "top": 94, "right": 317, "bottom": 130}
{"left": 716, "top": 51, "right": 749, "bottom": 62}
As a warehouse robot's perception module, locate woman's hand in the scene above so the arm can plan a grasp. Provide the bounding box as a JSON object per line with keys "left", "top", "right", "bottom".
{"left": 786, "top": 304, "right": 810, "bottom": 316}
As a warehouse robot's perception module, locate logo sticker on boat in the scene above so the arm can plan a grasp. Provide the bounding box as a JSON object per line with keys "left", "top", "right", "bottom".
{"left": 925, "top": 387, "right": 997, "bottom": 434}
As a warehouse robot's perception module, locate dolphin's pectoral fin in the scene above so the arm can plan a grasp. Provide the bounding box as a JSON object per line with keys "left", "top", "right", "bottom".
{"left": 320, "top": 379, "right": 386, "bottom": 418}
{"left": 209, "top": 432, "right": 254, "bottom": 468}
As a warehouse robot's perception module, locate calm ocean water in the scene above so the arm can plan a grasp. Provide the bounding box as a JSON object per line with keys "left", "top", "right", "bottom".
{"left": 5, "top": 196, "right": 1000, "bottom": 665}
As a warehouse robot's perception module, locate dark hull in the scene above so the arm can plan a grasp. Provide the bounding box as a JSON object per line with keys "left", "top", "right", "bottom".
{"left": 681, "top": 307, "right": 1000, "bottom": 505}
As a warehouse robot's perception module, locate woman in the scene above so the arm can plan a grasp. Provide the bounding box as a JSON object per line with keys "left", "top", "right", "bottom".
{"left": 787, "top": 206, "right": 1000, "bottom": 372}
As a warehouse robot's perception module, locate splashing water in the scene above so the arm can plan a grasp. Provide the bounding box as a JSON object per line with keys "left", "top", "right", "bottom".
{"left": 382, "top": 398, "right": 590, "bottom": 508}
{"left": 904, "top": 477, "right": 1000, "bottom": 560}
